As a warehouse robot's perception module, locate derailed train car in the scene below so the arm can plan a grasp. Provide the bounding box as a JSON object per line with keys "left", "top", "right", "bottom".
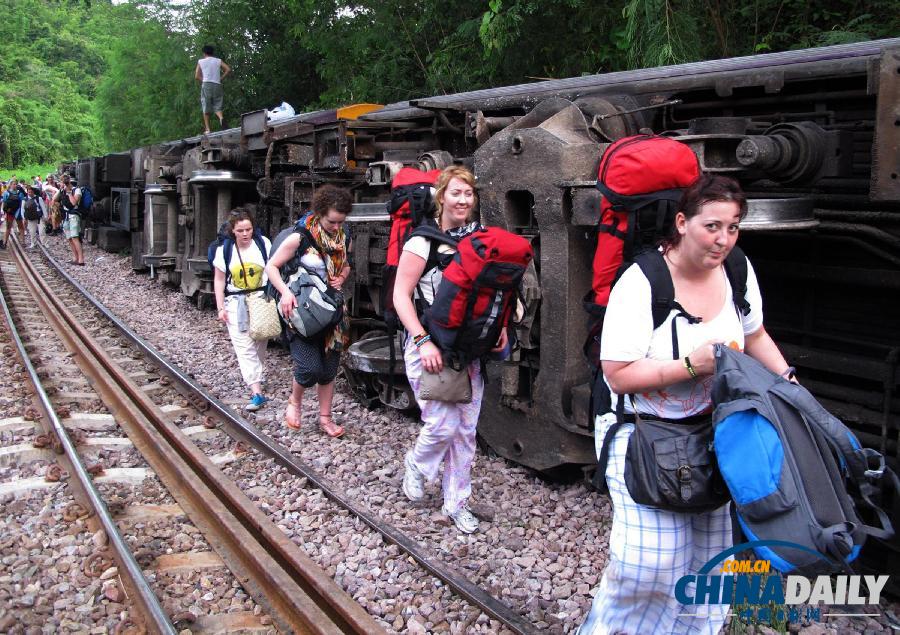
{"left": 74, "top": 40, "right": 899, "bottom": 489}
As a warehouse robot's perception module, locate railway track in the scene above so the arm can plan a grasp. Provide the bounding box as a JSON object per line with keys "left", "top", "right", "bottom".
{"left": 2, "top": 236, "right": 538, "bottom": 633}
{"left": 0, "top": 235, "right": 383, "bottom": 634}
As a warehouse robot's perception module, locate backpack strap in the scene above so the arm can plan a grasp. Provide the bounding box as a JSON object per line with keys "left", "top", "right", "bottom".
{"left": 221, "top": 238, "right": 236, "bottom": 287}
{"left": 593, "top": 394, "right": 635, "bottom": 493}
{"left": 252, "top": 231, "right": 269, "bottom": 262}
{"left": 634, "top": 250, "right": 701, "bottom": 354}
{"left": 724, "top": 246, "right": 751, "bottom": 318}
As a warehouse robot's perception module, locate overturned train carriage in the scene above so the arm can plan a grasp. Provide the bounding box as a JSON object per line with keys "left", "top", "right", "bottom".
{"left": 76, "top": 38, "right": 898, "bottom": 538}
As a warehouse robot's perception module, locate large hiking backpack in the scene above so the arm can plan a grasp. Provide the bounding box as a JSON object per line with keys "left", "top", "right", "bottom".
{"left": 382, "top": 168, "right": 442, "bottom": 328}
{"left": 423, "top": 226, "right": 533, "bottom": 365}
{"left": 582, "top": 135, "right": 704, "bottom": 428}
{"left": 23, "top": 197, "right": 40, "bottom": 221}
{"left": 77, "top": 186, "right": 93, "bottom": 214}
{"left": 265, "top": 219, "right": 346, "bottom": 338}
{"left": 206, "top": 222, "right": 269, "bottom": 288}
{"left": 712, "top": 344, "right": 897, "bottom": 575}
{"left": 3, "top": 191, "right": 21, "bottom": 214}
{"left": 584, "top": 134, "right": 701, "bottom": 365}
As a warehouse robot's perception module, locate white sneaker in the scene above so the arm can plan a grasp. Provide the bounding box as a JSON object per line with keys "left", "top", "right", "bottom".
{"left": 445, "top": 505, "right": 479, "bottom": 534}
{"left": 402, "top": 452, "right": 425, "bottom": 502}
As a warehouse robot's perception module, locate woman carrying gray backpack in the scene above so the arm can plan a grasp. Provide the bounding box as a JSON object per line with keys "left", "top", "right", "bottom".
{"left": 265, "top": 185, "right": 352, "bottom": 438}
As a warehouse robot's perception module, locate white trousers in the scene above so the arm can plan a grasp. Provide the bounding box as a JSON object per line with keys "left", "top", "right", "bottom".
{"left": 224, "top": 295, "right": 267, "bottom": 388}
{"left": 403, "top": 337, "right": 484, "bottom": 514}
{"left": 26, "top": 219, "right": 45, "bottom": 247}
{"left": 578, "top": 415, "right": 732, "bottom": 635}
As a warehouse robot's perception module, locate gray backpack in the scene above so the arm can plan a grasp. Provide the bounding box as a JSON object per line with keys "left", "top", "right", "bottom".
{"left": 284, "top": 268, "right": 343, "bottom": 338}
{"left": 711, "top": 344, "right": 896, "bottom": 575}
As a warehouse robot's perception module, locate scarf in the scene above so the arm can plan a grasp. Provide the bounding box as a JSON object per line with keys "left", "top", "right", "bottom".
{"left": 305, "top": 214, "right": 350, "bottom": 353}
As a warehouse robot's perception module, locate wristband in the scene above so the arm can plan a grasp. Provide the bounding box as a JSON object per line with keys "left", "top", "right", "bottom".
{"left": 780, "top": 366, "right": 796, "bottom": 380}
{"left": 412, "top": 332, "right": 428, "bottom": 343}
{"left": 683, "top": 356, "right": 697, "bottom": 379}
{"left": 414, "top": 334, "right": 431, "bottom": 348}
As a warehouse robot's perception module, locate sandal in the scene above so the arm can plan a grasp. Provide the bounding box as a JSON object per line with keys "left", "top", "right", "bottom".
{"left": 285, "top": 397, "right": 301, "bottom": 430}
{"left": 319, "top": 414, "right": 344, "bottom": 438}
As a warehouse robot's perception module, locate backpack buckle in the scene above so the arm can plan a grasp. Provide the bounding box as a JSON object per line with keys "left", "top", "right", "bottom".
{"left": 677, "top": 465, "right": 692, "bottom": 482}
{"left": 863, "top": 449, "right": 885, "bottom": 479}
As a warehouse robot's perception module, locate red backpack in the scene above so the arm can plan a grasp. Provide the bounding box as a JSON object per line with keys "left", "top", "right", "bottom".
{"left": 382, "top": 167, "right": 442, "bottom": 330}
{"left": 583, "top": 135, "right": 701, "bottom": 369}
{"left": 424, "top": 227, "right": 533, "bottom": 364}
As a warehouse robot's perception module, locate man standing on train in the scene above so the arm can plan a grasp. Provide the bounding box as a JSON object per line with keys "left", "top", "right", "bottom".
{"left": 194, "top": 45, "right": 231, "bottom": 135}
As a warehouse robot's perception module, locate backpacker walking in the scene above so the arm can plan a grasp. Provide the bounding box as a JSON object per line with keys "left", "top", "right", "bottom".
{"left": 2, "top": 179, "right": 26, "bottom": 249}
{"left": 394, "top": 166, "right": 511, "bottom": 534}
{"left": 579, "top": 175, "right": 794, "bottom": 635}
{"left": 23, "top": 185, "right": 47, "bottom": 248}
{"left": 54, "top": 176, "right": 85, "bottom": 265}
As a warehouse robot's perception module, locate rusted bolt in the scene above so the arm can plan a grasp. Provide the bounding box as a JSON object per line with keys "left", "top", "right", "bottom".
{"left": 63, "top": 502, "right": 92, "bottom": 521}
{"left": 56, "top": 406, "right": 71, "bottom": 419}
{"left": 33, "top": 434, "right": 51, "bottom": 449}
{"left": 83, "top": 550, "right": 114, "bottom": 577}
{"left": 159, "top": 376, "right": 171, "bottom": 386}
{"left": 234, "top": 441, "right": 248, "bottom": 455}
{"left": 45, "top": 464, "right": 68, "bottom": 482}
{"left": 130, "top": 350, "right": 143, "bottom": 359}
{"left": 86, "top": 462, "right": 105, "bottom": 476}
{"left": 51, "top": 436, "right": 64, "bottom": 455}
{"left": 23, "top": 407, "right": 38, "bottom": 421}
{"left": 202, "top": 416, "right": 217, "bottom": 429}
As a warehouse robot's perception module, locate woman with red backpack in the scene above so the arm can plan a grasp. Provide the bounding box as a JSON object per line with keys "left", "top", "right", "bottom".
{"left": 579, "top": 175, "right": 793, "bottom": 634}
{"left": 393, "top": 165, "right": 509, "bottom": 534}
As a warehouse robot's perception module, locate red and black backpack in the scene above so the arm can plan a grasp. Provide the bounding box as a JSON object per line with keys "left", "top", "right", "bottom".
{"left": 582, "top": 134, "right": 751, "bottom": 427}
{"left": 381, "top": 167, "right": 442, "bottom": 330}
{"left": 424, "top": 227, "right": 533, "bottom": 365}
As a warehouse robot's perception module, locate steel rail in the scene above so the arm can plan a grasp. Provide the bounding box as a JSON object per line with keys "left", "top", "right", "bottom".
{"left": 24, "top": 245, "right": 382, "bottom": 634}
{"left": 0, "top": 239, "right": 176, "bottom": 635}
{"left": 38, "top": 247, "right": 538, "bottom": 634}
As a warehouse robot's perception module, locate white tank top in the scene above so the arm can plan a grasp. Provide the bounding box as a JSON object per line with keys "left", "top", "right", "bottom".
{"left": 198, "top": 57, "right": 222, "bottom": 83}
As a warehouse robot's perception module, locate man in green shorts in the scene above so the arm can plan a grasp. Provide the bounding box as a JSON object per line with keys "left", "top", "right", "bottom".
{"left": 195, "top": 45, "right": 231, "bottom": 134}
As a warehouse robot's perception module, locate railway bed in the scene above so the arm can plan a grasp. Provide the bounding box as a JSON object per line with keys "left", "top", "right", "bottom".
{"left": 0, "top": 237, "right": 388, "bottom": 633}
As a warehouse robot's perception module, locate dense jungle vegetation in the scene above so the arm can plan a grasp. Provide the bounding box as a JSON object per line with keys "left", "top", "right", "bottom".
{"left": 1, "top": 0, "right": 897, "bottom": 169}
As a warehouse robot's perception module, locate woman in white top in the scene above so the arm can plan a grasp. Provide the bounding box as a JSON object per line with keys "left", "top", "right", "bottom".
{"left": 393, "top": 165, "right": 508, "bottom": 534}
{"left": 579, "top": 175, "right": 794, "bottom": 634}
{"left": 265, "top": 185, "right": 352, "bottom": 438}
{"left": 212, "top": 208, "right": 272, "bottom": 412}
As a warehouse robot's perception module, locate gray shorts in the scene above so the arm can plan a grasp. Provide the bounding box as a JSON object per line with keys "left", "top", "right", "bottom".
{"left": 200, "top": 82, "right": 224, "bottom": 113}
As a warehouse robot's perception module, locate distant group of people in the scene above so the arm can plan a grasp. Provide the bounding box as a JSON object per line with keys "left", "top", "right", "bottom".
{"left": 0, "top": 173, "right": 86, "bottom": 264}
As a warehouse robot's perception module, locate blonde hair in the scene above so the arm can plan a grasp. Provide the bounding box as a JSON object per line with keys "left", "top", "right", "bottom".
{"left": 434, "top": 165, "right": 477, "bottom": 222}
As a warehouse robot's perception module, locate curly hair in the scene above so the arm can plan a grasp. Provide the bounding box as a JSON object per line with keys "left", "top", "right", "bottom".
{"left": 311, "top": 184, "right": 352, "bottom": 218}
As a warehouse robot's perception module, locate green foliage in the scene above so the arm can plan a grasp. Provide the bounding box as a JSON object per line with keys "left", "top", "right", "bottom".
{"left": 0, "top": 0, "right": 106, "bottom": 168}
{"left": 0, "top": 163, "right": 58, "bottom": 182}
{"left": 1, "top": 0, "right": 897, "bottom": 168}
